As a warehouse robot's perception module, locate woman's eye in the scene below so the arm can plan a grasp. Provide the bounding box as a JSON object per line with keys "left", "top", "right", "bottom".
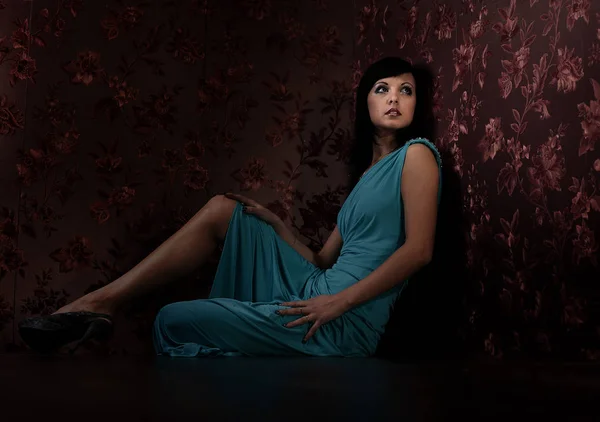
{"left": 374, "top": 86, "right": 412, "bottom": 95}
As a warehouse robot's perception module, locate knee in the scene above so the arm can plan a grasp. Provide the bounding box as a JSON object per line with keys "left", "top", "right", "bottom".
{"left": 154, "top": 302, "right": 193, "bottom": 335}
{"left": 154, "top": 301, "right": 221, "bottom": 336}
{"left": 202, "top": 195, "right": 237, "bottom": 239}
{"left": 207, "top": 194, "right": 236, "bottom": 213}
{"left": 203, "top": 194, "right": 236, "bottom": 223}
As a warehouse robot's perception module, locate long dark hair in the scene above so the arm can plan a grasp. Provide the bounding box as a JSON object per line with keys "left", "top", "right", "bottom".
{"left": 348, "top": 58, "right": 468, "bottom": 361}
{"left": 347, "top": 57, "right": 436, "bottom": 191}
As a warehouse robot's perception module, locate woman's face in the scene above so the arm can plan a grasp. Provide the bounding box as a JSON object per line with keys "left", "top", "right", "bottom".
{"left": 367, "top": 73, "right": 416, "bottom": 137}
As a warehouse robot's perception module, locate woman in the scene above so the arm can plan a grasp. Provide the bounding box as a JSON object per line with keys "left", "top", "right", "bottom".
{"left": 19, "top": 56, "right": 442, "bottom": 357}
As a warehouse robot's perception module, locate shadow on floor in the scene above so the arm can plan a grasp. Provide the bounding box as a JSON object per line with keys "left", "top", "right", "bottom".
{"left": 3, "top": 353, "right": 600, "bottom": 421}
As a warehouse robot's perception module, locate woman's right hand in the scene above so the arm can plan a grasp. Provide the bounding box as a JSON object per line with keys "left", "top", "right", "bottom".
{"left": 224, "top": 193, "right": 282, "bottom": 227}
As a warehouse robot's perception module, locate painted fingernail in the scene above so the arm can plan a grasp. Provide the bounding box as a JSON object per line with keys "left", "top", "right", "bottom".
{"left": 275, "top": 310, "right": 281, "bottom": 315}
{"left": 302, "top": 339, "right": 307, "bottom": 344}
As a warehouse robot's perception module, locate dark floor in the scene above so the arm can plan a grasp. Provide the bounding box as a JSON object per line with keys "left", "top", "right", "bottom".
{"left": 2, "top": 353, "right": 599, "bottom": 421}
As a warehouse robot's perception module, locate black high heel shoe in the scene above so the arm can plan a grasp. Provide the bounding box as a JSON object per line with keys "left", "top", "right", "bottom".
{"left": 18, "top": 311, "right": 114, "bottom": 354}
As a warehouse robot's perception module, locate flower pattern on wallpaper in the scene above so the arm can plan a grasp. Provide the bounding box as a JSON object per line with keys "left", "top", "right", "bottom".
{"left": 0, "top": 0, "right": 599, "bottom": 359}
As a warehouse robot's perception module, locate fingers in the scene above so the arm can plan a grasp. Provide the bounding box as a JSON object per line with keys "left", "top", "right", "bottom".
{"left": 279, "top": 301, "right": 305, "bottom": 308}
{"left": 283, "top": 314, "right": 321, "bottom": 343}
{"left": 277, "top": 307, "right": 305, "bottom": 316}
{"left": 277, "top": 304, "right": 322, "bottom": 343}
{"left": 304, "top": 322, "right": 321, "bottom": 343}
{"left": 285, "top": 314, "right": 313, "bottom": 329}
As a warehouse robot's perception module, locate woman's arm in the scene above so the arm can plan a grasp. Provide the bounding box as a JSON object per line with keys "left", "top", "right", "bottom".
{"left": 224, "top": 191, "right": 343, "bottom": 269}
{"left": 337, "top": 143, "right": 440, "bottom": 309}
{"left": 273, "top": 222, "right": 343, "bottom": 270}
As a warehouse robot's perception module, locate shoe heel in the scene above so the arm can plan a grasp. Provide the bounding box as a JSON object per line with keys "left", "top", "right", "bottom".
{"left": 69, "top": 319, "right": 113, "bottom": 355}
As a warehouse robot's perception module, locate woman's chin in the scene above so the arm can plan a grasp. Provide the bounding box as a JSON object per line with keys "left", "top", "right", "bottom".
{"left": 375, "top": 122, "right": 411, "bottom": 133}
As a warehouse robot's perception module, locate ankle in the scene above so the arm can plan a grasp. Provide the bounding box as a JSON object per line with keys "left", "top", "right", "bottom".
{"left": 85, "top": 290, "right": 117, "bottom": 315}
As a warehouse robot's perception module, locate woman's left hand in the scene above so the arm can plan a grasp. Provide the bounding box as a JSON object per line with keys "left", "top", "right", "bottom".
{"left": 277, "top": 294, "right": 351, "bottom": 343}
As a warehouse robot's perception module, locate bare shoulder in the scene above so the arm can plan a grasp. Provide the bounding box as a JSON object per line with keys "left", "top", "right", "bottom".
{"left": 403, "top": 143, "right": 439, "bottom": 178}
{"left": 405, "top": 143, "right": 438, "bottom": 165}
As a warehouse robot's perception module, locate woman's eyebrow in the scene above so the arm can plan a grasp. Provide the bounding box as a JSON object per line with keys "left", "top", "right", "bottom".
{"left": 375, "top": 81, "right": 414, "bottom": 87}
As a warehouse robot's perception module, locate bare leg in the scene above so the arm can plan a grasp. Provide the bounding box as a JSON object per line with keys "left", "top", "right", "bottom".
{"left": 53, "top": 195, "right": 238, "bottom": 316}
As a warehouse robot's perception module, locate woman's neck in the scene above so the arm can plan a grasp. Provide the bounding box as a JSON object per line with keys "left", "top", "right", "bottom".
{"left": 372, "top": 134, "right": 398, "bottom": 162}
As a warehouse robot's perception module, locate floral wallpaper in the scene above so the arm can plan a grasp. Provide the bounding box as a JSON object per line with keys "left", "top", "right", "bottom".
{"left": 0, "top": 0, "right": 599, "bottom": 360}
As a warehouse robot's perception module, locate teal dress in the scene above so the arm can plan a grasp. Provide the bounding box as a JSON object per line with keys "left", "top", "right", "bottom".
{"left": 153, "top": 138, "right": 442, "bottom": 357}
